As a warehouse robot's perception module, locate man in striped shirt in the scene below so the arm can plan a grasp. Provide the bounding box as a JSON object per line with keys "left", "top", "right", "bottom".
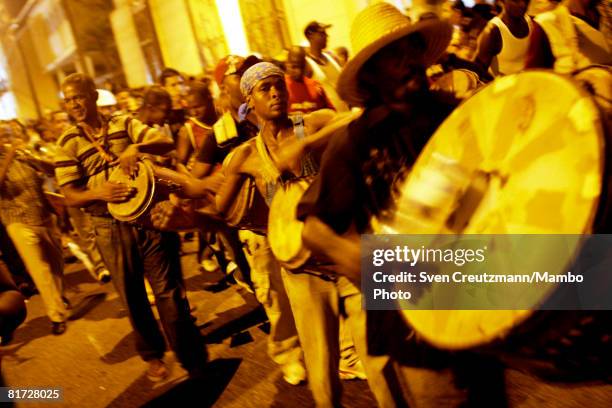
{"left": 54, "top": 73, "right": 206, "bottom": 381}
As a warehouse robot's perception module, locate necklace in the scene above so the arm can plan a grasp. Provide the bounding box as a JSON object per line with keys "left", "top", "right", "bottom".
{"left": 79, "top": 116, "right": 114, "bottom": 163}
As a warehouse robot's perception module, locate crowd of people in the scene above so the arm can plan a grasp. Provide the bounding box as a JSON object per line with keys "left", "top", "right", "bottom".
{"left": 0, "top": 0, "right": 610, "bottom": 406}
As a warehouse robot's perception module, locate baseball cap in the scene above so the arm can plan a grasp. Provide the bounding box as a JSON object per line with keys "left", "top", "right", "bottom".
{"left": 304, "top": 21, "right": 332, "bottom": 37}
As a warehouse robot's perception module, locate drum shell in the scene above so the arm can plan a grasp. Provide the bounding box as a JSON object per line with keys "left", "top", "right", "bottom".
{"left": 224, "top": 176, "right": 269, "bottom": 234}
{"left": 430, "top": 69, "right": 483, "bottom": 99}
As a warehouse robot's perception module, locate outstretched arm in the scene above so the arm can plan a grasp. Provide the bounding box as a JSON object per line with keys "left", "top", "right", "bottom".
{"left": 273, "top": 109, "right": 361, "bottom": 172}
{"left": 175, "top": 125, "right": 193, "bottom": 165}
{"left": 215, "top": 145, "right": 252, "bottom": 216}
{"left": 473, "top": 24, "right": 502, "bottom": 77}
{"left": 60, "top": 180, "right": 133, "bottom": 208}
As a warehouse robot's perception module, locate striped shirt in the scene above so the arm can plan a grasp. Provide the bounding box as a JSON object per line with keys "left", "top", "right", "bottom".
{"left": 54, "top": 114, "right": 158, "bottom": 215}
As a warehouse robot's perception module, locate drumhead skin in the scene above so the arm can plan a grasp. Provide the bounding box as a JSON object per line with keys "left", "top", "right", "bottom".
{"left": 268, "top": 178, "right": 312, "bottom": 270}
{"left": 388, "top": 71, "right": 605, "bottom": 349}
{"left": 107, "top": 161, "right": 155, "bottom": 222}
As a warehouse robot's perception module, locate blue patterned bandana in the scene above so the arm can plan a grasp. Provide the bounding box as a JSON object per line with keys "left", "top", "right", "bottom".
{"left": 240, "top": 62, "right": 285, "bottom": 97}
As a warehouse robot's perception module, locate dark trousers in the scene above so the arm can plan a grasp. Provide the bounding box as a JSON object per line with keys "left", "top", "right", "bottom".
{"left": 91, "top": 216, "right": 206, "bottom": 371}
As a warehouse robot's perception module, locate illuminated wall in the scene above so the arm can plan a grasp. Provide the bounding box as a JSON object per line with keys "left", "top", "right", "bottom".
{"left": 110, "top": 0, "right": 151, "bottom": 87}
{"left": 148, "top": 0, "right": 202, "bottom": 75}
{"left": 215, "top": 0, "right": 249, "bottom": 56}
{"left": 0, "top": 43, "right": 17, "bottom": 119}
{"left": 281, "top": 0, "right": 367, "bottom": 52}
{"left": 28, "top": 0, "right": 77, "bottom": 72}
{"left": 188, "top": 0, "right": 230, "bottom": 65}
{"left": 1, "top": 29, "right": 60, "bottom": 119}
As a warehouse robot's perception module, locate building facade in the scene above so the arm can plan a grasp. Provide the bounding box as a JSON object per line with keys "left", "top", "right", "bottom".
{"left": 1, "top": 0, "right": 413, "bottom": 119}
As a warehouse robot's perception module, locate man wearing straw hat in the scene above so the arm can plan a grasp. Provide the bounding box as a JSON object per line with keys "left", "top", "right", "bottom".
{"left": 296, "top": 2, "right": 477, "bottom": 407}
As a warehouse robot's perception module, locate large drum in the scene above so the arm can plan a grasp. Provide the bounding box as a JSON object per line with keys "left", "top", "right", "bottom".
{"left": 376, "top": 70, "right": 611, "bottom": 351}
{"left": 107, "top": 160, "right": 181, "bottom": 226}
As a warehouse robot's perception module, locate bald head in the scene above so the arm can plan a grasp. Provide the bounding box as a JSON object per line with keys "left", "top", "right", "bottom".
{"left": 286, "top": 46, "right": 307, "bottom": 81}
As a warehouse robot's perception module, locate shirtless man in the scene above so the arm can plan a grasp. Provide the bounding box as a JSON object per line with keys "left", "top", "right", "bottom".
{"left": 218, "top": 62, "right": 368, "bottom": 403}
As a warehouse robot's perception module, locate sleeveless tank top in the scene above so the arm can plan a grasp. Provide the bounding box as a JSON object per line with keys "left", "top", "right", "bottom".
{"left": 185, "top": 117, "right": 212, "bottom": 151}
{"left": 489, "top": 16, "right": 533, "bottom": 76}
{"left": 255, "top": 114, "right": 317, "bottom": 206}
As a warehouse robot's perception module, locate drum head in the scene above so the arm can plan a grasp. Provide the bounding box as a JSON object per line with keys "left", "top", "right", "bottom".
{"left": 393, "top": 71, "right": 605, "bottom": 349}
{"left": 268, "top": 179, "right": 312, "bottom": 269}
{"left": 107, "top": 161, "right": 155, "bottom": 222}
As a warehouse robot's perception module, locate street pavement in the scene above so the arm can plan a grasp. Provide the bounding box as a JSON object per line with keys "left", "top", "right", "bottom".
{"left": 1, "top": 240, "right": 611, "bottom": 407}
{"left": 0, "top": 241, "right": 375, "bottom": 408}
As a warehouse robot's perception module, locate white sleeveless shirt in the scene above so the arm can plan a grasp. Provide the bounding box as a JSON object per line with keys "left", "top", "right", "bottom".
{"left": 489, "top": 16, "right": 533, "bottom": 76}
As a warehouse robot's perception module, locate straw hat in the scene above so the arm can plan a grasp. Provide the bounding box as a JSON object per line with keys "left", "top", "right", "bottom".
{"left": 337, "top": 2, "right": 453, "bottom": 106}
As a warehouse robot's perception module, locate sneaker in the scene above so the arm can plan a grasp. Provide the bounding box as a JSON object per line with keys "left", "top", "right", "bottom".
{"left": 51, "top": 321, "right": 67, "bottom": 335}
{"left": 97, "top": 269, "right": 111, "bottom": 283}
{"left": 201, "top": 258, "right": 219, "bottom": 272}
{"left": 282, "top": 361, "right": 307, "bottom": 385}
{"left": 226, "top": 261, "right": 238, "bottom": 274}
{"left": 339, "top": 360, "right": 367, "bottom": 381}
{"left": 146, "top": 359, "right": 169, "bottom": 382}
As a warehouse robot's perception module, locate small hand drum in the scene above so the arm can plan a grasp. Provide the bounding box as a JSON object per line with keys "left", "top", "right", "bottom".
{"left": 107, "top": 161, "right": 156, "bottom": 222}
{"left": 107, "top": 160, "right": 182, "bottom": 226}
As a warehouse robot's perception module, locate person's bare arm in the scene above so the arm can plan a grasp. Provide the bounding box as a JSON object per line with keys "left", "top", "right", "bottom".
{"left": 303, "top": 109, "right": 361, "bottom": 152}
{"left": 473, "top": 24, "right": 501, "bottom": 76}
{"left": 274, "top": 110, "right": 361, "bottom": 172}
{"left": 60, "top": 180, "right": 133, "bottom": 208}
{"left": 175, "top": 125, "right": 193, "bottom": 165}
{"left": 302, "top": 215, "right": 361, "bottom": 283}
{"left": 191, "top": 161, "right": 214, "bottom": 178}
{"left": 215, "top": 145, "right": 251, "bottom": 216}
{"left": 118, "top": 128, "right": 175, "bottom": 176}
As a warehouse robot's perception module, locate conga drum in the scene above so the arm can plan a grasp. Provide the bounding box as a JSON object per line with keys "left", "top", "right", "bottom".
{"left": 376, "top": 70, "right": 611, "bottom": 351}
{"left": 268, "top": 178, "right": 313, "bottom": 270}
{"left": 107, "top": 160, "right": 181, "bottom": 226}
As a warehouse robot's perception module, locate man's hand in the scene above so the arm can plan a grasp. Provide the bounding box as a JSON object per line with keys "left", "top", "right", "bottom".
{"left": 116, "top": 144, "right": 141, "bottom": 177}
{"left": 150, "top": 199, "right": 196, "bottom": 231}
{"left": 93, "top": 181, "right": 134, "bottom": 203}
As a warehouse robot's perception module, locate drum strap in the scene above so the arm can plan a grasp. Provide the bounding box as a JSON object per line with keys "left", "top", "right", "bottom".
{"left": 255, "top": 114, "right": 317, "bottom": 205}
{"left": 291, "top": 114, "right": 318, "bottom": 177}
{"left": 78, "top": 117, "right": 118, "bottom": 184}
{"left": 255, "top": 135, "right": 281, "bottom": 205}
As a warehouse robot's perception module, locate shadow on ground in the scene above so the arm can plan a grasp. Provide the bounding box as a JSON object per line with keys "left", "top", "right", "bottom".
{"left": 201, "top": 304, "right": 267, "bottom": 345}
{"left": 105, "top": 358, "right": 241, "bottom": 408}
{"left": 100, "top": 331, "right": 139, "bottom": 365}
